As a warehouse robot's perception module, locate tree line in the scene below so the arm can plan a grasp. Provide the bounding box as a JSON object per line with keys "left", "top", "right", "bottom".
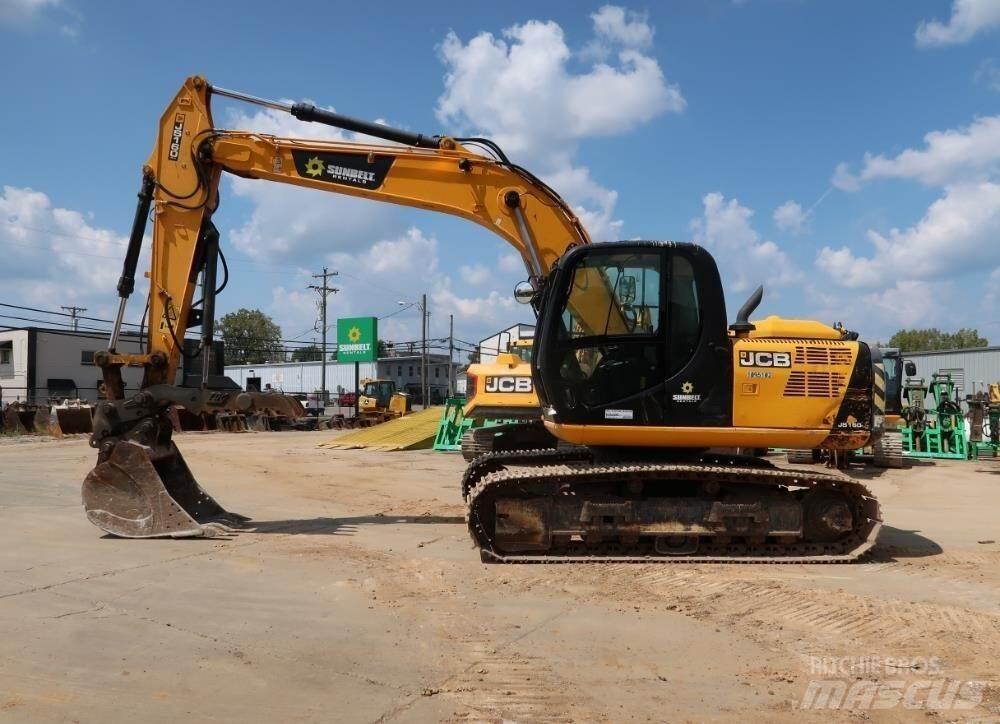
{"left": 886, "top": 328, "right": 989, "bottom": 353}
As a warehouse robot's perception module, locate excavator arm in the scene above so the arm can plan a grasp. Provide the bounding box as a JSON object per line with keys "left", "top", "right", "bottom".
{"left": 107, "top": 76, "right": 590, "bottom": 390}
{"left": 84, "top": 75, "right": 596, "bottom": 538}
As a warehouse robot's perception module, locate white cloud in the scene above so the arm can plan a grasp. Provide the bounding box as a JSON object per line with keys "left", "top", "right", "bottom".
{"left": 773, "top": 200, "right": 807, "bottom": 232}
{"left": 437, "top": 18, "right": 683, "bottom": 164}
{"left": 329, "top": 227, "right": 439, "bottom": 277}
{"left": 591, "top": 5, "right": 654, "bottom": 49}
{"left": 983, "top": 266, "right": 1000, "bottom": 309}
{"left": 915, "top": 0, "right": 1000, "bottom": 47}
{"left": 816, "top": 182, "right": 1000, "bottom": 288}
{"left": 222, "top": 103, "right": 404, "bottom": 263}
{"left": 498, "top": 252, "right": 524, "bottom": 274}
{"left": 0, "top": 0, "right": 59, "bottom": 25}
{"left": 807, "top": 279, "right": 956, "bottom": 338}
{"left": 831, "top": 161, "right": 862, "bottom": 192}
{"left": 543, "top": 165, "right": 623, "bottom": 240}
{"left": 825, "top": 113, "right": 1000, "bottom": 296}
{"left": 975, "top": 57, "right": 1000, "bottom": 91}
{"left": 458, "top": 263, "right": 492, "bottom": 286}
{"left": 832, "top": 115, "right": 1000, "bottom": 190}
{"left": 689, "top": 192, "right": 801, "bottom": 296}
{"left": 0, "top": 185, "right": 144, "bottom": 322}
{"left": 437, "top": 10, "right": 683, "bottom": 240}
{"left": 263, "top": 227, "right": 526, "bottom": 344}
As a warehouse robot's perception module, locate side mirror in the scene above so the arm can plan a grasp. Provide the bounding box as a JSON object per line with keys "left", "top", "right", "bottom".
{"left": 513, "top": 280, "right": 534, "bottom": 304}
{"left": 617, "top": 275, "right": 637, "bottom": 305}
{"left": 905, "top": 361, "right": 917, "bottom": 377}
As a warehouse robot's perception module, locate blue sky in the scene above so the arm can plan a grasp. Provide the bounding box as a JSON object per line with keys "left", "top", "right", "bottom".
{"left": 1, "top": 0, "right": 999, "bottom": 350}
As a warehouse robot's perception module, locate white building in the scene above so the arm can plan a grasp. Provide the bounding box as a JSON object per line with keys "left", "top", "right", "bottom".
{"left": 0, "top": 328, "right": 146, "bottom": 406}
{"left": 224, "top": 360, "right": 378, "bottom": 396}
{"left": 478, "top": 323, "right": 534, "bottom": 365}
{"left": 901, "top": 346, "right": 1000, "bottom": 398}
{"left": 224, "top": 353, "right": 454, "bottom": 403}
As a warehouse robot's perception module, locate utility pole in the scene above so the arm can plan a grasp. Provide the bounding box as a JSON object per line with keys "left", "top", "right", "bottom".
{"left": 309, "top": 268, "right": 339, "bottom": 408}
{"left": 61, "top": 306, "right": 87, "bottom": 332}
{"left": 448, "top": 313, "right": 454, "bottom": 398}
{"left": 421, "top": 293, "right": 428, "bottom": 408}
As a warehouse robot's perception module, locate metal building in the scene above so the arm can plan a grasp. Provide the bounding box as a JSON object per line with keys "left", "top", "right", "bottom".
{"left": 224, "top": 360, "right": 378, "bottom": 396}
{"left": 223, "top": 354, "right": 453, "bottom": 402}
{"left": 902, "top": 346, "right": 1000, "bottom": 398}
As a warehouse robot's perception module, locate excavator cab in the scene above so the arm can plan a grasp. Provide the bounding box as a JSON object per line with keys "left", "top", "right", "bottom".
{"left": 534, "top": 242, "right": 732, "bottom": 431}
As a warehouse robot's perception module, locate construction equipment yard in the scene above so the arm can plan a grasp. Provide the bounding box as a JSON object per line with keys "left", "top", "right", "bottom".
{"left": 1, "top": 431, "right": 998, "bottom": 722}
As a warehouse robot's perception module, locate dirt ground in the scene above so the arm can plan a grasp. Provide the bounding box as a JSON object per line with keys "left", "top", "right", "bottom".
{"left": 0, "top": 431, "right": 998, "bottom": 723}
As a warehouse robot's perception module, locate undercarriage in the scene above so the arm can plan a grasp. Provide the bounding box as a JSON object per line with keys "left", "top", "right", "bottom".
{"left": 464, "top": 449, "right": 881, "bottom": 563}
{"left": 460, "top": 421, "right": 563, "bottom": 461}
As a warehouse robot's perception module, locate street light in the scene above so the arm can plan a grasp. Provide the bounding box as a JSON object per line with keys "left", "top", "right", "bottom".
{"left": 398, "top": 295, "right": 429, "bottom": 407}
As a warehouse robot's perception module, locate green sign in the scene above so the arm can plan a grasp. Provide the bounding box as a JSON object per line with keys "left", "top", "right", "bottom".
{"left": 336, "top": 316, "right": 378, "bottom": 363}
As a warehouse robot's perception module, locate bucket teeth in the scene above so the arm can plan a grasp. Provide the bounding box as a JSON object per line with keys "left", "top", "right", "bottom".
{"left": 82, "top": 440, "right": 249, "bottom": 538}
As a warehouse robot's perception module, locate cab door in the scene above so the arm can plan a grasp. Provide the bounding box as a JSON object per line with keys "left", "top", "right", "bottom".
{"left": 662, "top": 253, "right": 732, "bottom": 427}
{"left": 535, "top": 242, "right": 732, "bottom": 428}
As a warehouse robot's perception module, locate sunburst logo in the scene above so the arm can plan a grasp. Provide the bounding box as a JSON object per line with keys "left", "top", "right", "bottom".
{"left": 681, "top": 381, "right": 694, "bottom": 394}
{"left": 304, "top": 156, "right": 325, "bottom": 177}
{"left": 348, "top": 326, "right": 362, "bottom": 343}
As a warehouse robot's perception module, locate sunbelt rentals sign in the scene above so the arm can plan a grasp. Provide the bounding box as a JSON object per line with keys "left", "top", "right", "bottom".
{"left": 336, "top": 317, "right": 378, "bottom": 363}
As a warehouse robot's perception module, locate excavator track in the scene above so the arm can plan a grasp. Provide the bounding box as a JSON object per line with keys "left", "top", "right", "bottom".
{"left": 871, "top": 431, "right": 905, "bottom": 469}
{"left": 462, "top": 447, "right": 592, "bottom": 500}
{"left": 460, "top": 422, "right": 563, "bottom": 462}
{"left": 466, "top": 451, "right": 880, "bottom": 563}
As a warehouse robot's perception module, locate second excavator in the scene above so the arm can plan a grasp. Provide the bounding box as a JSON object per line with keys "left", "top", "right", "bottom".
{"left": 82, "top": 77, "right": 882, "bottom": 562}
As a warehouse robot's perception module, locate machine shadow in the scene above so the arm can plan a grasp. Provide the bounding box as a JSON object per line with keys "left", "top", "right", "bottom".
{"left": 869, "top": 525, "right": 944, "bottom": 561}
{"left": 249, "top": 514, "right": 466, "bottom": 536}
{"left": 844, "top": 460, "right": 935, "bottom": 480}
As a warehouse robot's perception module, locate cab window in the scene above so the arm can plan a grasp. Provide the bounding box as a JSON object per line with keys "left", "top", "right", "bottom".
{"left": 555, "top": 252, "right": 664, "bottom": 406}
{"left": 667, "top": 255, "right": 701, "bottom": 375}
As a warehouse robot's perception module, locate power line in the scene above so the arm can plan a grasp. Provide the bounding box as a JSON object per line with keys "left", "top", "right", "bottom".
{"left": 61, "top": 305, "right": 88, "bottom": 332}
{"left": 308, "top": 267, "right": 339, "bottom": 403}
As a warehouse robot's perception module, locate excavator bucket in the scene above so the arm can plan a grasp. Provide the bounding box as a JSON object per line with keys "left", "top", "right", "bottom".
{"left": 49, "top": 406, "right": 94, "bottom": 436}
{"left": 4, "top": 404, "right": 36, "bottom": 433}
{"left": 32, "top": 406, "right": 53, "bottom": 434}
{"left": 82, "top": 440, "right": 249, "bottom": 538}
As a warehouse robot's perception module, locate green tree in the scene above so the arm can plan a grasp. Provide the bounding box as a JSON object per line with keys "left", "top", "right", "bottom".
{"left": 888, "top": 327, "right": 989, "bottom": 353}
{"left": 217, "top": 309, "right": 283, "bottom": 364}
{"left": 291, "top": 345, "right": 322, "bottom": 362}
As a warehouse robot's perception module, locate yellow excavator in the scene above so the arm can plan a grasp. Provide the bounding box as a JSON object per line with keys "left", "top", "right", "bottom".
{"left": 461, "top": 337, "right": 555, "bottom": 460}
{"left": 83, "top": 76, "right": 882, "bottom": 562}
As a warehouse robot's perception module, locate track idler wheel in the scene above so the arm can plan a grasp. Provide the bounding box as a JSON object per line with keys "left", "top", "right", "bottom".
{"left": 803, "top": 490, "right": 854, "bottom": 542}
{"left": 82, "top": 440, "right": 249, "bottom": 538}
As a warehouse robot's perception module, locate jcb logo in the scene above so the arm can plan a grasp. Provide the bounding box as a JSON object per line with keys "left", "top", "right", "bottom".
{"left": 739, "top": 350, "right": 792, "bottom": 368}
{"left": 485, "top": 376, "right": 533, "bottom": 393}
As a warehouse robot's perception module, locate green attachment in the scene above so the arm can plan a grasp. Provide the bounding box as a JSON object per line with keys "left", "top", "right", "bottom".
{"left": 900, "top": 372, "right": 969, "bottom": 460}
{"left": 431, "top": 396, "right": 523, "bottom": 452}
{"left": 433, "top": 397, "right": 474, "bottom": 451}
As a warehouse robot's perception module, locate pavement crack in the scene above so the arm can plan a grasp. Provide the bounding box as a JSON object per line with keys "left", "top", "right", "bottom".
{"left": 45, "top": 603, "right": 106, "bottom": 619}
{"left": 0, "top": 541, "right": 260, "bottom": 601}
